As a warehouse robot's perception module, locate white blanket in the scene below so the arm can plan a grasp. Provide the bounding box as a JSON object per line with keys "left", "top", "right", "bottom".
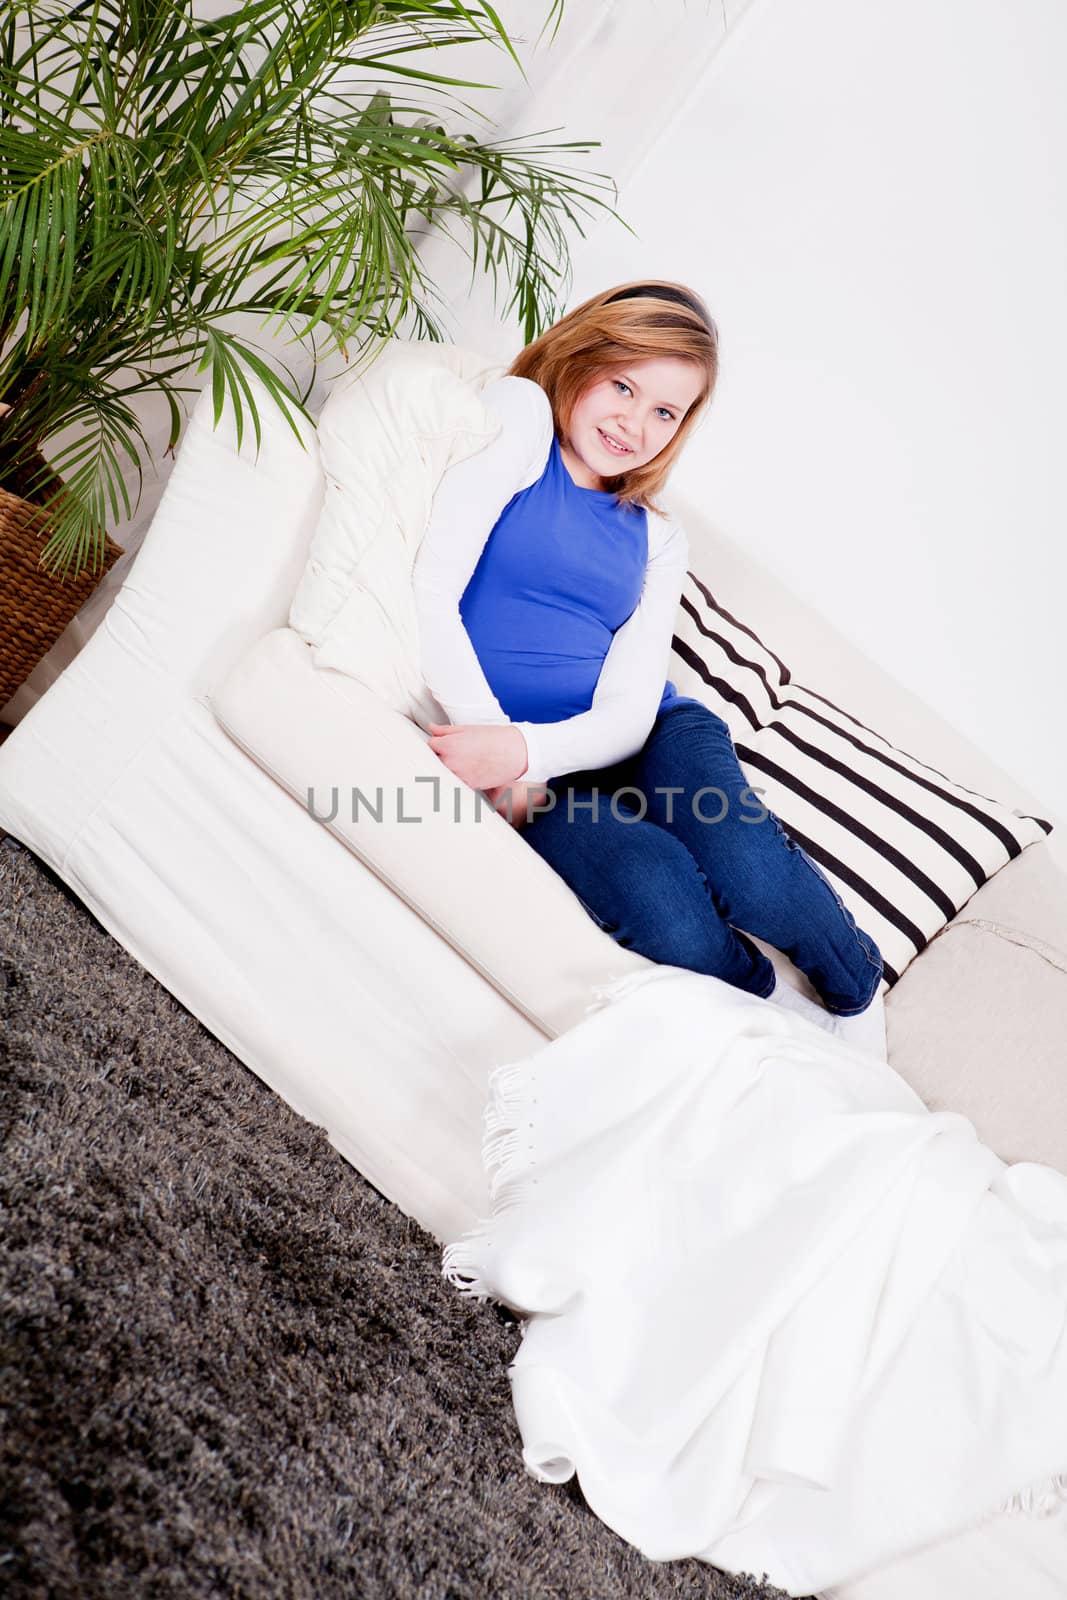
{"left": 442, "top": 965, "right": 1067, "bottom": 1597}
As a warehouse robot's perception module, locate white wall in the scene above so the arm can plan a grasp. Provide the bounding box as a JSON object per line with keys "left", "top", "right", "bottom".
{"left": 658, "top": 0, "right": 1067, "bottom": 816}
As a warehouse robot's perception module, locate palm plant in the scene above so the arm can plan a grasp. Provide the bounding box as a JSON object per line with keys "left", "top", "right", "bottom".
{"left": 0, "top": 0, "right": 622, "bottom": 584}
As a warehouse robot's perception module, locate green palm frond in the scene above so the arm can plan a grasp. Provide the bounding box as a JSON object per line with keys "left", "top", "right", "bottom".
{"left": 0, "top": 0, "right": 623, "bottom": 574}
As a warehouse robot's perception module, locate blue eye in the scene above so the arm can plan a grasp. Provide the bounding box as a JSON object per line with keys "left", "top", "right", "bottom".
{"left": 613, "top": 379, "right": 675, "bottom": 422}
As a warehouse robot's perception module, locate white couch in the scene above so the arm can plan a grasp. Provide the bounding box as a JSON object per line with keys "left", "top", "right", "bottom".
{"left": 3, "top": 361, "right": 1067, "bottom": 1600}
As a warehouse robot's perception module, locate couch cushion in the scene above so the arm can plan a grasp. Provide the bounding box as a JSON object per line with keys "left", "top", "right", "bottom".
{"left": 668, "top": 568, "right": 1053, "bottom": 988}
{"left": 884, "top": 843, "right": 1067, "bottom": 1172}
{"left": 944, "top": 833, "right": 1067, "bottom": 956}
{"left": 209, "top": 627, "right": 654, "bottom": 1040}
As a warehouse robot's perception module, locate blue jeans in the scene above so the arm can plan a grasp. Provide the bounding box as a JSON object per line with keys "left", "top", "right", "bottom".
{"left": 520, "top": 699, "right": 884, "bottom": 1015}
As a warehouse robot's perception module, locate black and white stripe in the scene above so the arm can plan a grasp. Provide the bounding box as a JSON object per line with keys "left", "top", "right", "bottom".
{"left": 670, "top": 571, "right": 1053, "bottom": 987}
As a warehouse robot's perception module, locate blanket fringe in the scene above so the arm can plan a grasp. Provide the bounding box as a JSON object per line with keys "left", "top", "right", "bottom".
{"left": 445, "top": 968, "right": 707, "bottom": 1300}
{"left": 997, "top": 1470, "right": 1067, "bottom": 1521}
{"left": 441, "top": 1056, "right": 537, "bottom": 1303}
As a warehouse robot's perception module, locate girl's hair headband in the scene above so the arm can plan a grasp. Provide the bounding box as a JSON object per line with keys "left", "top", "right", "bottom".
{"left": 603, "top": 284, "right": 718, "bottom": 342}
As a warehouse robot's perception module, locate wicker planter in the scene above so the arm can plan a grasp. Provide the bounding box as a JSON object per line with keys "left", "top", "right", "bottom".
{"left": 0, "top": 479, "right": 124, "bottom": 712}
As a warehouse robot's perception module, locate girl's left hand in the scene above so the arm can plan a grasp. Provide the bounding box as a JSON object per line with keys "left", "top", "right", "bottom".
{"left": 426, "top": 722, "right": 529, "bottom": 791}
{"left": 483, "top": 780, "right": 552, "bottom": 829}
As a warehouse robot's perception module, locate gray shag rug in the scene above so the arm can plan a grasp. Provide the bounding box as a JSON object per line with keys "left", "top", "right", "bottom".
{"left": 0, "top": 834, "right": 805, "bottom": 1600}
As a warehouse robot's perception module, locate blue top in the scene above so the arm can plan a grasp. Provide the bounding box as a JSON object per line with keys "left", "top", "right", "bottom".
{"left": 458, "top": 433, "right": 679, "bottom": 726}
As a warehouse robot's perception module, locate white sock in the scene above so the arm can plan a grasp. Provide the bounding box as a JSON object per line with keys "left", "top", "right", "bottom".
{"left": 827, "top": 984, "right": 888, "bottom": 1062}
{"left": 766, "top": 977, "right": 888, "bottom": 1062}
{"left": 764, "top": 977, "right": 836, "bottom": 1035}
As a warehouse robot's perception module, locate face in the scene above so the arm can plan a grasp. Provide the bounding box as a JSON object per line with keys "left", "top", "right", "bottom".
{"left": 558, "top": 355, "right": 705, "bottom": 490}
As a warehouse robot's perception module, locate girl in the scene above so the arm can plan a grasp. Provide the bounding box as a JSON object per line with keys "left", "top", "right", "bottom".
{"left": 412, "top": 281, "right": 886, "bottom": 1053}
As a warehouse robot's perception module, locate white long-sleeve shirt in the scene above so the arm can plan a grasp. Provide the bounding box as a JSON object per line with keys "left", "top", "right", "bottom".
{"left": 411, "top": 374, "right": 689, "bottom": 786}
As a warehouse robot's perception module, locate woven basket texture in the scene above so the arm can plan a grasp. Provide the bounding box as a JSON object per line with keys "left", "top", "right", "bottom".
{"left": 0, "top": 466, "right": 123, "bottom": 710}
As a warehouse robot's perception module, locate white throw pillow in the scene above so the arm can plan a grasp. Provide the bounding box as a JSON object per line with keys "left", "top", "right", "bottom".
{"left": 288, "top": 337, "right": 509, "bottom": 722}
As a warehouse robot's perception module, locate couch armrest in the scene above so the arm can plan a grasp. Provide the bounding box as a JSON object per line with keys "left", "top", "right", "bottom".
{"left": 209, "top": 627, "right": 652, "bottom": 1038}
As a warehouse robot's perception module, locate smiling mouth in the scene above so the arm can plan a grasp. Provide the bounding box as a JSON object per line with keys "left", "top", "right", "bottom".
{"left": 598, "top": 428, "right": 634, "bottom": 455}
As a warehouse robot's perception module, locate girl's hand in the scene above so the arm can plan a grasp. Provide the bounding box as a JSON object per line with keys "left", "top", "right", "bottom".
{"left": 483, "top": 780, "right": 552, "bottom": 829}
{"left": 426, "top": 722, "right": 529, "bottom": 791}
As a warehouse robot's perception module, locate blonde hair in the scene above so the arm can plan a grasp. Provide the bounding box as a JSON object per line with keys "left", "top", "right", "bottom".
{"left": 507, "top": 280, "right": 719, "bottom": 516}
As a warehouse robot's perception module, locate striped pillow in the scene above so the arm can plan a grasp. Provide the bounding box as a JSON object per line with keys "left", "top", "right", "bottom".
{"left": 669, "top": 569, "right": 1053, "bottom": 988}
